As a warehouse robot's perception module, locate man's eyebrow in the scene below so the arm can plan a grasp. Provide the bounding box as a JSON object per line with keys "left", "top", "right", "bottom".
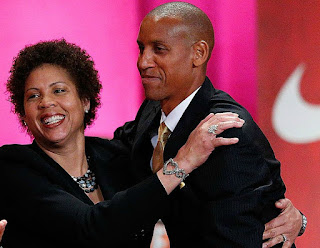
{"left": 137, "top": 39, "right": 167, "bottom": 44}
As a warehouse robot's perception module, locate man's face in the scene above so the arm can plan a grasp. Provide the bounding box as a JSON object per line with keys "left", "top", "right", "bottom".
{"left": 137, "top": 15, "right": 196, "bottom": 114}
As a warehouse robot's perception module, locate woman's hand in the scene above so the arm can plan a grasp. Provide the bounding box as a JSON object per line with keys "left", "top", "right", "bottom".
{"left": 158, "top": 112, "right": 244, "bottom": 194}
{"left": 0, "top": 219, "right": 7, "bottom": 242}
{"left": 175, "top": 112, "right": 245, "bottom": 174}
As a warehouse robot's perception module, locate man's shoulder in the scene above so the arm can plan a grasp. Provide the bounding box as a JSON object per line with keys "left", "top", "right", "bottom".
{"left": 138, "top": 99, "right": 161, "bottom": 114}
{"left": 210, "top": 89, "right": 249, "bottom": 116}
{"left": 191, "top": 77, "right": 252, "bottom": 119}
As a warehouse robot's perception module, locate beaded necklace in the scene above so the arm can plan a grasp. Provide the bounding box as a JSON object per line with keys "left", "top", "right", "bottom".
{"left": 71, "top": 156, "right": 98, "bottom": 193}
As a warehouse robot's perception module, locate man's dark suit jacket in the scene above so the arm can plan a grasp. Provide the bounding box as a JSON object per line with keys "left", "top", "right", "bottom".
{"left": 0, "top": 137, "right": 168, "bottom": 248}
{"left": 114, "top": 77, "right": 290, "bottom": 247}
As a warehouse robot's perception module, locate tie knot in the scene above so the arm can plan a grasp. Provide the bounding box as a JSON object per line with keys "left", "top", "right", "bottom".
{"left": 158, "top": 122, "right": 171, "bottom": 146}
{"left": 152, "top": 122, "right": 171, "bottom": 173}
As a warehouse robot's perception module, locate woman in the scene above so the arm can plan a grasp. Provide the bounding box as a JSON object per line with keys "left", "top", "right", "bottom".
{"left": 0, "top": 39, "right": 243, "bottom": 247}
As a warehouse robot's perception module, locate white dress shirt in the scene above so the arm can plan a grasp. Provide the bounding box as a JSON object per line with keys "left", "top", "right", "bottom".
{"left": 150, "top": 86, "right": 201, "bottom": 168}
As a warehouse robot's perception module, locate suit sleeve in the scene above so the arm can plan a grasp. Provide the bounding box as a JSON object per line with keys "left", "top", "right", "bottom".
{"left": 112, "top": 100, "right": 151, "bottom": 150}
{"left": 0, "top": 160, "right": 168, "bottom": 246}
{"left": 189, "top": 116, "right": 285, "bottom": 247}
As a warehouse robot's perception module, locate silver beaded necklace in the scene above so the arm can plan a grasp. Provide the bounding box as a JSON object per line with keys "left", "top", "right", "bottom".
{"left": 71, "top": 156, "right": 98, "bottom": 193}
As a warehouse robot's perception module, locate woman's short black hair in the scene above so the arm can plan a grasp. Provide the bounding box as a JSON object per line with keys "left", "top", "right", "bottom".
{"left": 6, "top": 38, "right": 102, "bottom": 129}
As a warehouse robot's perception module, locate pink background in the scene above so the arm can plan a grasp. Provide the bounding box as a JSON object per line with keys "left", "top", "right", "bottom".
{"left": 2, "top": 1, "right": 313, "bottom": 247}
{"left": 0, "top": 0, "right": 257, "bottom": 145}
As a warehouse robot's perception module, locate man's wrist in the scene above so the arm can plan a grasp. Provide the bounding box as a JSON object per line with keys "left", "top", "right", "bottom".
{"left": 298, "top": 212, "right": 307, "bottom": 236}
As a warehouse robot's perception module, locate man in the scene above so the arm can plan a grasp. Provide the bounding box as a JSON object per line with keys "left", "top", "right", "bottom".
{"left": 0, "top": 3, "right": 306, "bottom": 247}
{"left": 114, "top": 2, "right": 305, "bottom": 247}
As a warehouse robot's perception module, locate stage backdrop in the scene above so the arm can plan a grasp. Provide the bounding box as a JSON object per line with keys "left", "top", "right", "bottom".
{"left": 0, "top": 0, "right": 314, "bottom": 247}
{"left": 258, "top": 1, "right": 319, "bottom": 246}
{"left": 0, "top": 0, "right": 142, "bottom": 145}
{"left": 0, "top": 0, "right": 257, "bottom": 146}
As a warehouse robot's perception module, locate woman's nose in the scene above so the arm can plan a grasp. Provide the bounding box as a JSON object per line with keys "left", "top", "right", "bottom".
{"left": 38, "top": 95, "right": 56, "bottom": 109}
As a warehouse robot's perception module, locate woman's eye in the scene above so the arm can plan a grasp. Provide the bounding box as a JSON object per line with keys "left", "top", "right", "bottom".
{"left": 27, "top": 94, "right": 40, "bottom": 100}
{"left": 54, "top": 89, "right": 65, "bottom": 94}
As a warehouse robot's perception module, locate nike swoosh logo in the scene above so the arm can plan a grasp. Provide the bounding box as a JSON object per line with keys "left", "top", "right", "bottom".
{"left": 272, "top": 63, "right": 320, "bottom": 143}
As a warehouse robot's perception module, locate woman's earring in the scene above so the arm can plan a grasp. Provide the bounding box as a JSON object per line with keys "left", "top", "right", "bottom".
{"left": 85, "top": 109, "right": 89, "bottom": 114}
{"left": 22, "top": 120, "right": 27, "bottom": 126}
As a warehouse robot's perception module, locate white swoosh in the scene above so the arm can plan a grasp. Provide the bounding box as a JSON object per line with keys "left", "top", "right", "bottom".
{"left": 272, "top": 63, "right": 320, "bottom": 143}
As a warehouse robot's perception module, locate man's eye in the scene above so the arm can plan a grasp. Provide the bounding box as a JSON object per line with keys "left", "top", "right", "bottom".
{"left": 154, "top": 46, "right": 167, "bottom": 54}
{"left": 155, "top": 46, "right": 165, "bottom": 51}
{"left": 138, "top": 45, "right": 144, "bottom": 54}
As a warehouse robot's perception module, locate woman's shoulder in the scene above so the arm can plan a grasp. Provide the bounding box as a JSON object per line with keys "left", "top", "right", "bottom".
{"left": 85, "top": 136, "right": 130, "bottom": 155}
{"left": 85, "top": 136, "right": 131, "bottom": 172}
{"left": 0, "top": 143, "right": 34, "bottom": 159}
{"left": 0, "top": 144, "right": 40, "bottom": 174}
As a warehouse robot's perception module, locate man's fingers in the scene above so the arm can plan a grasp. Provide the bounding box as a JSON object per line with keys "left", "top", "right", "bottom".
{"left": 283, "top": 242, "right": 294, "bottom": 248}
{"left": 275, "top": 198, "right": 292, "bottom": 210}
{"left": 264, "top": 214, "right": 286, "bottom": 232}
{"left": 262, "top": 235, "right": 283, "bottom": 248}
{"left": 265, "top": 197, "right": 301, "bottom": 247}
{"left": 263, "top": 225, "right": 285, "bottom": 240}
{"left": 262, "top": 234, "right": 293, "bottom": 248}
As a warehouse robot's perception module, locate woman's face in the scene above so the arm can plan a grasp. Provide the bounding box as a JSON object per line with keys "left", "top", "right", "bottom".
{"left": 22, "top": 64, "right": 89, "bottom": 147}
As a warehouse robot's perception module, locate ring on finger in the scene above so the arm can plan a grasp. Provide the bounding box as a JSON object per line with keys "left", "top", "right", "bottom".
{"left": 208, "top": 124, "right": 218, "bottom": 135}
{"left": 281, "top": 234, "right": 287, "bottom": 243}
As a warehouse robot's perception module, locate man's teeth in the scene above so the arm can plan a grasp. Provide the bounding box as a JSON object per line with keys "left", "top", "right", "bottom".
{"left": 43, "top": 115, "right": 65, "bottom": 125}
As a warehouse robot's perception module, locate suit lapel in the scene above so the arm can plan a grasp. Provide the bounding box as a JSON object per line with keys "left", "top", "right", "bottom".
{"left": 132, "top": 78, "right": 216, "bottom": 179}
{"left": 133, "top": 101, "right": 161, "bottom": 152}
{"left": 164, "top": 78, "right": 216, "bottom": 160}
{"left": 132, "top": 101, "right": 161, "bottom": 179}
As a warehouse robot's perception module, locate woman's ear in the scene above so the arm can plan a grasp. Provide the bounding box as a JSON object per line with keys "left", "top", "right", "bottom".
{"left": 192, "top": 40, "right": 209, "bottom": 67}
{"left": 83, "top": 98, "right": 90, "bottom": 113}
{"left": 21, "top": 118, "right": 27, "bottom": 127}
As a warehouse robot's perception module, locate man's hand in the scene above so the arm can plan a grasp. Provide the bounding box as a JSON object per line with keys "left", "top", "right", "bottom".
{"left": 263, "top": 198, "right": 302, "bottom": 248}
{"left": 0, "top": 219, "right": 7, "bottom": 242}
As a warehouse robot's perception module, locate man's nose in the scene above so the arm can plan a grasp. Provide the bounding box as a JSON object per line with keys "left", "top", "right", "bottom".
{"left": 137, "top": 49, "right": 156, "bottom": 70}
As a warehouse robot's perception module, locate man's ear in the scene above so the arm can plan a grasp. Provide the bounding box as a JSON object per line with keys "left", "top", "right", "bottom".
{"left": 192, "top": 40, "right": 209, "bottom": 67}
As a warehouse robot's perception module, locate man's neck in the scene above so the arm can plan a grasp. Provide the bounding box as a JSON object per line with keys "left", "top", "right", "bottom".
{"left": 161, "top": 78, "right": 204, "bottom": 115}
{"left": 160, "top": 86, "right": 201, "bottom": 133}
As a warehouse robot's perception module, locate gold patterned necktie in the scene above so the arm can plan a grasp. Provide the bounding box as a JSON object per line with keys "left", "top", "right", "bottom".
{"left": 152, "top": 122, "right": 171, "bottom": 173}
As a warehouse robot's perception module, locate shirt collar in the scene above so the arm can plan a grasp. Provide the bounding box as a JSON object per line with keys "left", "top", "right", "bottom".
{"left": 160, "top": 86, "right": 201, "bottom": 132}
